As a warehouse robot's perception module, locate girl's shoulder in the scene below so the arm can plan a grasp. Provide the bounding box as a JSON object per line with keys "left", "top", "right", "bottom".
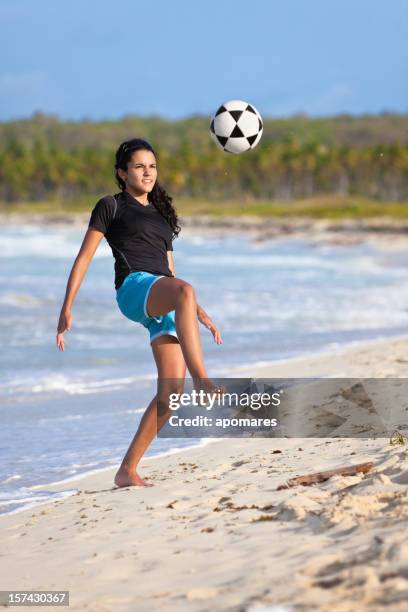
{"left": 88, "top": 193, "right": 122, "bottom": 234}
{"left": 98, "top": 192, "right": 125, "bottom": 213}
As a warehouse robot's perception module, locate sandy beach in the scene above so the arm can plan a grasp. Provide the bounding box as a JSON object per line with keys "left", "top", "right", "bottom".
{"left": 2, "top": 335, "right": 408, "bottom": 611}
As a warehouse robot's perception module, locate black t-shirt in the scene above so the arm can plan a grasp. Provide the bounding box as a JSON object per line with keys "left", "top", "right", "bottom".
{"left": 88, "top": 190, "right": 174, "bottom": 290}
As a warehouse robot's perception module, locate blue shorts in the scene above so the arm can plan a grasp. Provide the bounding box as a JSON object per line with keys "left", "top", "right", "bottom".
{"left": 116, "top": 271, "right": 178, "bottom": 345}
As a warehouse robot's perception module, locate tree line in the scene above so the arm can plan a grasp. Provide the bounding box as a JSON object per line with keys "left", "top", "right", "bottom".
{"left": 0, "top": 112, "right": 407, "bottom": 203}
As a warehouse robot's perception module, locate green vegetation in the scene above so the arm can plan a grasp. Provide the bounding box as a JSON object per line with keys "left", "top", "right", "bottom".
{"left": 0, "top": 112, "right": 407, "bottom": 215}
{"left": 3, "top": 195, "right": 408, "bottom": 220}
{"left": 174, "top": 196, "right": 408, "bottom": 219}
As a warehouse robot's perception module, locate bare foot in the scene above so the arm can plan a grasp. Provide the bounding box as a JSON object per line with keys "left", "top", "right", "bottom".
{"left": 114, "top": 467, "right": 154, "bottom": 488}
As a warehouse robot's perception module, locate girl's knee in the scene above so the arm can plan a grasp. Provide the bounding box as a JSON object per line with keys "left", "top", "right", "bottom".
{"left": 176, "top": 282, "right": 196, "bottom": 304}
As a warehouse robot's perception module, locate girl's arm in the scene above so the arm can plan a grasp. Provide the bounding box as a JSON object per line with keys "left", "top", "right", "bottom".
{"left": 56, "top": 228, "right": 104, "bottom": 352}
{"left": 167, "top": 250, "right": 176, "bottom": 277}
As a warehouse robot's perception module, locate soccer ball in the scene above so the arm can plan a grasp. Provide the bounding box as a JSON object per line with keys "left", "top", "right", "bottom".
{"left": 210, "top": 100, "right": 263, "bottom": 154}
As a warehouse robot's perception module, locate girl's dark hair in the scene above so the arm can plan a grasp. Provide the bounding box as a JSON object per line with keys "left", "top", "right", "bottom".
{"left": 114, "top": 138, "right": 181, "bottom": 240}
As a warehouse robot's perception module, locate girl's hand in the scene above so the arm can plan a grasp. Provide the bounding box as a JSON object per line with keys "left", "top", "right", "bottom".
{"left": 56, "top": 310, "right": 73, "bottom": 352}
{"left": 198, "top": 313, "right": 223, "bottom": 345}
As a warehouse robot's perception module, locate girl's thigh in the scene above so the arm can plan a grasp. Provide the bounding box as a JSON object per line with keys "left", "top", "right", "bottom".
{"left": 146, "top": 276, "right": 194, "bottom": 319}
{"left": 151, "top": 334, "right": 187, "bottom": 417}
{"left": 151, "top": 333, "right": 187, "bottom": 379}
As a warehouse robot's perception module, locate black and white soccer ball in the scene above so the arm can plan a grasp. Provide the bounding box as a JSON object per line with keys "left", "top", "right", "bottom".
{"left": 210, "top": 100, "right": 263, "bottom": 154}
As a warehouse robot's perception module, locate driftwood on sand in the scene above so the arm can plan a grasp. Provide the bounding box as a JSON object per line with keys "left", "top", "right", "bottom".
{"left": 277, "top": 461, "right": 373, "bottom": 490}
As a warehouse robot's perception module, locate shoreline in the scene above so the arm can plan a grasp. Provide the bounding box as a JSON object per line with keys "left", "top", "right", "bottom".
{"left": 3, "top": 334, "right": 408, "bottom": 610}
{"left": 2, "top": 438, "right": 223, "bottom": 519}
{"left": 2, "top": 211, "right": 408, "bottom": 246}
{"left": 225, "top": 331, "right": 408, "bottom": 378}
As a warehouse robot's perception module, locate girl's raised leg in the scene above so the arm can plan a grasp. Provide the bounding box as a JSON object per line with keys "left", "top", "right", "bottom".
{"left": 146, "top": 278, "right": 222, "bottom": 394}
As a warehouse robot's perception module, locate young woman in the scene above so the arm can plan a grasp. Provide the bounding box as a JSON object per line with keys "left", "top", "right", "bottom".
{"left": 56, "top": 138, "right": 224, "bottom": 488}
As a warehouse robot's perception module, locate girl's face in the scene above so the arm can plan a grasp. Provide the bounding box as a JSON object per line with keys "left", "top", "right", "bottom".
{"left": 120, "top": 149, "right": 158, "bottom": 195}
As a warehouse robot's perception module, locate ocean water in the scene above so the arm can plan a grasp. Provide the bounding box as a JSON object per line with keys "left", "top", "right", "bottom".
{"left": 2, "top": 222, "right": 408, "bottom": 515}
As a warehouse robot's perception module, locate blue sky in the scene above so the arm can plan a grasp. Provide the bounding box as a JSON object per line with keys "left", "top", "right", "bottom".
{"left": 0, "top": 0, "right": 406, "bottom": 121}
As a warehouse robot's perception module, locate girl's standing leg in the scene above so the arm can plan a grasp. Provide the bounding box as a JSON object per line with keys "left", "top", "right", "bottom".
{"left": 114, "top": 335, "right": 186, "bottom": 488}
